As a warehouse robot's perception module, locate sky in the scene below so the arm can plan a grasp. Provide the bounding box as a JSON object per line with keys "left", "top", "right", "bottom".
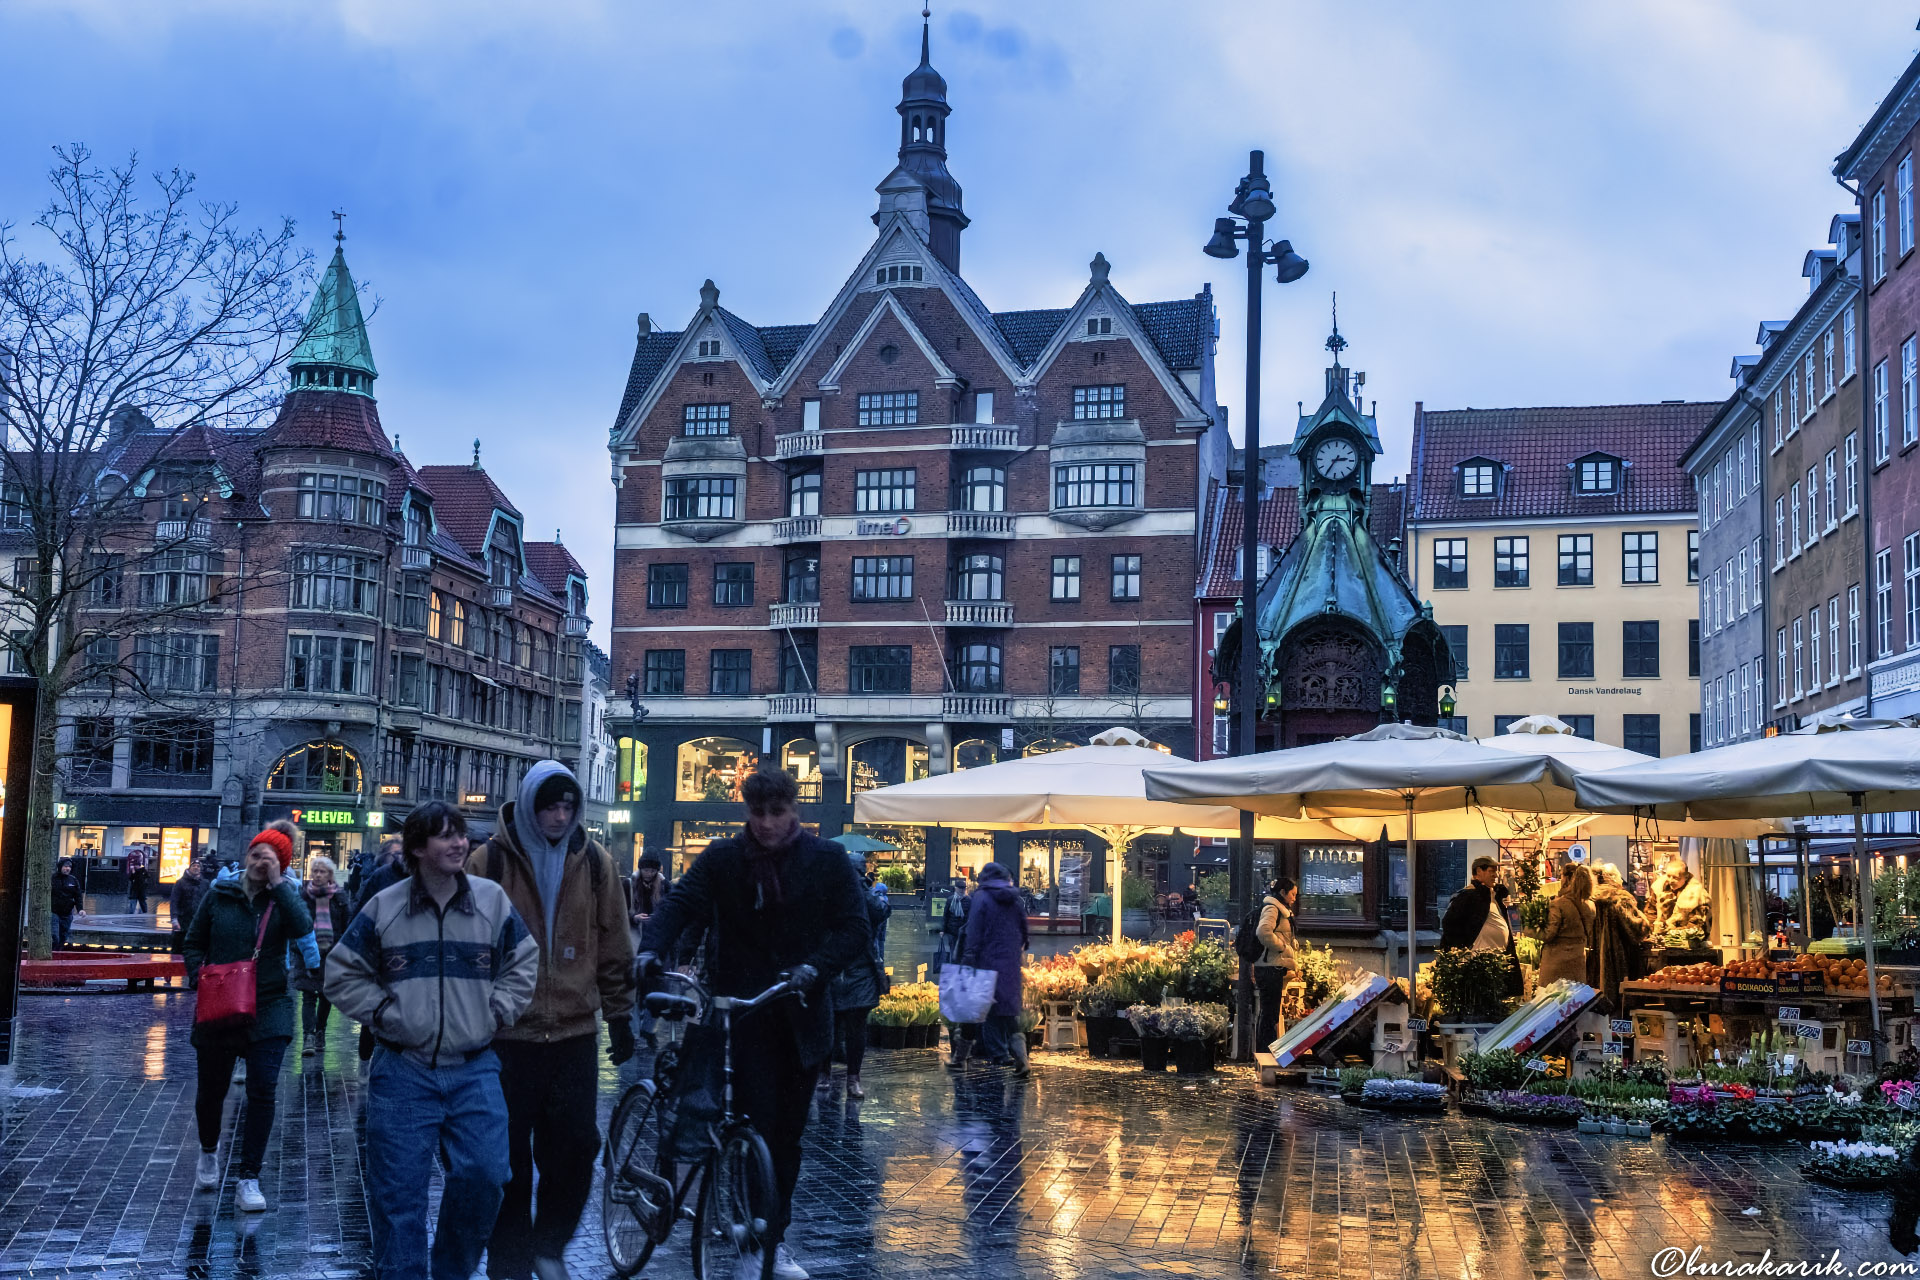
{"left": 1, "top": 0, "right": 1916, "bottom": 635}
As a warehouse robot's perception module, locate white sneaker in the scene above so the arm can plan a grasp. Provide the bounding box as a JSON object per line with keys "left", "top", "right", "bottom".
{"left": 235, "top": 1178, "right": 266, "bottom": 1212}
{"left": 194, "top": 1151, "right": 218, "bottom": 1191}
{"left": 772, "top": 1244, "right": 810, "bottom": 1279}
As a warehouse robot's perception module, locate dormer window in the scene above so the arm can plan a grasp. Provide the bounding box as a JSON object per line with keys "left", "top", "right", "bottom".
{"left": 682, "top": 404, "right": 731, "bottom": 437}
{"left": 696, "top": 339, "right": 721, "bottom": 358}
{"left": 876, "top": 264, "right": 925, "bottom": 285}
{"left": 1085, "top": 317, "right": 1112, "bottom": 336}
{"left": 404, "top": 502, "right": 424, "bottom": 547}
{"left": 1459, "top": 461, "right": 1499, "bottom": 498}
{"left": 1575, "top": 454, "right": 1621, "bottom": 495}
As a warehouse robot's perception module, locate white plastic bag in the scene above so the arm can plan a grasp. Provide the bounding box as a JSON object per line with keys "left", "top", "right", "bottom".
{"left": 938, "top": 964, "right": 998, "bottom": 1025}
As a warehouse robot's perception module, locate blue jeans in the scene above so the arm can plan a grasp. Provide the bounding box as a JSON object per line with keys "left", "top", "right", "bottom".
{"left": 52, "top": 913, "right": 71, "bottom": 946}
{"left": 365, "top": 1046, "right": 510, "bottom": 1280}
{"left": 979, "top": 1014, "right": 1018, "bottom": 1062}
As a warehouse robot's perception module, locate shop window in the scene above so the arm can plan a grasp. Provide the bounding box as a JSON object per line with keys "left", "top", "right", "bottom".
{"left": 617, "top": 737, "right": 648, "bottom": 802}
{"left": 845, "top": 737, "right": 930, "bottom": 801}
{"left": 842, "top": 823, "right": 926, "bottom": 878}
{"left": 780, "top": 738, "right": 822, "bottom": 803}
{"left": 266, "top": 740, "right": 364, "bottom": 794}
{"left": 1299, "top": 845, "right": 1366, "bottom": 922}
{"left": 953, "top": 739, "right": 999, "bottom": 771}
{"left": 951, "top": 829, "right": 996, "bottom": 883}
{"left": 669, "top": 820, "right": 744, "bottom": 878}
{"left": 676, "top": 737, "right": 758, "bottom": 803}
{"left": 1023, "top": 737, "right": 1075, "bottom": 757}
{"left": 130, "top": 718, "right": 214, "bottom": 789}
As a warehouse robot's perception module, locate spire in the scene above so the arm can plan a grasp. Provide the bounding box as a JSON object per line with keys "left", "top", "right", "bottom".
{"left": 875, "top": 5, "right": 968, "bottom": 272}
{"left": 472, "top": 438, "right": 482, "bottom": 469}
{"left": 288, "top": 237, "right": 377, "bottom": 397}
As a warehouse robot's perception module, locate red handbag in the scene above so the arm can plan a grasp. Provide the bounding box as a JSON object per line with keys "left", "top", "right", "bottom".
{"left": 195, "top": 903, "right": 274, "bottom": 1031}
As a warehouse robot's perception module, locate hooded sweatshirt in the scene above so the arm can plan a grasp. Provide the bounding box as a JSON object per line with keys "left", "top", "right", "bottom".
{"left": 513, "top": 760, "right": 581, "bottom": 949}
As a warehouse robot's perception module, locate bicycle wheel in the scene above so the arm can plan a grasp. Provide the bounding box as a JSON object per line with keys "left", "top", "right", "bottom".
{"left": 690, "top": 1128, "right": 777, "bottom": 1280}
{"left": 602, "top": 1081, "right": 672, "bottom": 1276}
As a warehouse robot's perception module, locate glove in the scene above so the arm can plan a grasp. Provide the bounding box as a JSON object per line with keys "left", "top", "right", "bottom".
{"left": 633, "top": 951, "right": 663, "bottom": 986}
{"left": 606, "top": 1018, "right": 636, "bottom": 1066}
{"left": 788, "top": 963, "right": 819, "bottom": 993}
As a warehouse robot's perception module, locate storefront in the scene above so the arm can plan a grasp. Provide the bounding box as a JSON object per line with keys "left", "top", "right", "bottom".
{"left": 260, "top": 803, "right": 381, "bottom": 876}
{"left": 56, "top": 795, "right": 222, "bottom": 893}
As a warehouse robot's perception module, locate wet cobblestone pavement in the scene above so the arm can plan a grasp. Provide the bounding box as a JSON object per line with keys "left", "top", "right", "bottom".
{"left": 1, "top": 991, "right": 1918, "bottom": 1279}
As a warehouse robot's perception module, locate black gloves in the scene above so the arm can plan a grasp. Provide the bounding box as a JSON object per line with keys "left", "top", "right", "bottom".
{"left": 633, "top": 951, "right": 663, "bottom": 986}
{"left": 606, "top": 1017, "right": 636, "bottom": 1065}
{"left": 787, "top": 963, "right": 819, "bottom": 993}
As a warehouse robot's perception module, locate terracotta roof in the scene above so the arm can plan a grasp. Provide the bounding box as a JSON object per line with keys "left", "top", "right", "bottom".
{"left": 414, "top": 464, "right": 521, "bottom": 557}
{"left": 524, "top": 540, "right": 585, "bottom": 596}
{"left": 1410, "top": 402, "right": 1716, "bottom": 525}
{"left": 256, "top": 389, "right": 397, "bottom": 460}
{"left": 1195, "top": 479, "right": 1408, "bottom": 598}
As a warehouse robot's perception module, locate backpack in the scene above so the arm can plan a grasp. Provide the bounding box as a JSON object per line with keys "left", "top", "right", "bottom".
{"left": 1233, "top": 902, "right": 1267, "bottom": 964}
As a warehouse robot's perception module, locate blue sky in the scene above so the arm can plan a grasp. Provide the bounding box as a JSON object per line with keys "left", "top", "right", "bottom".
{"left": 3, "top": 1, "right": 1916, "bottom": 633}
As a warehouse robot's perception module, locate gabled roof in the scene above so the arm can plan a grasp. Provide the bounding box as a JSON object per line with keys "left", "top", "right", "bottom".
{"left": 1835, "top": 48, "right": 1920, "bottom": 182}
{"left": 994, "top": 308, "right": 1067, "bottom": 364}
{"left": 524, "top": 540, "right": 585, "bottom": 596}
{"left": 414, "top": 464, "right": 521, "bottom": 557}
{"left": 612, "top": 328, "right": 685, "bottom": 432}
{"left": 992, "top": 298, "right": 1211, "bottom": 373}
{"left": 1411, "top": 402, "right": 1717, "bottom": 525}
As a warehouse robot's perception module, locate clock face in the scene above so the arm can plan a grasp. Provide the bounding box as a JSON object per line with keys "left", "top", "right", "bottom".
{"left": 1313, "top": 438, "right": 1359, "bottom": 482}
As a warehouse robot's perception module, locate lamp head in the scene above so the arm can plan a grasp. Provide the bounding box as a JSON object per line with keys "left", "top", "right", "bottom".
{"left": 1381, "top": 684, "right": 1397, "bottom": 712}
{"left": 1272, "top": 240, "right": 1309, "bottom": 284}
{"left": 1211, "top": 691, "right": 1229, "bottom": 715}
{"left": 1438, "top": 687, "right": 1456, "bottom": 719}
{"left": 1203, "top": 218, "right": 1240, "bottom": 260}
{"left": 1233, "top": 181, "right": 1276, "bottom": 223}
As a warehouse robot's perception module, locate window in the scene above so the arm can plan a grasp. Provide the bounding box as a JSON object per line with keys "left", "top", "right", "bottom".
{"left": 855, "top": 469, "right": 916, "bottom": 512}
{"left": 1576, "top": 456, "right": 1619, "bottom": 493}
{"left": 952, "top": 552, "right": 1004, "bottom": 601}
{"left": 1775, "top": 393, "right": 1785, "bottom": 449}
{"left": 1826, "top": 450, "right": 1839, "bottom": 529}
{"left": 1825, "top": 330, "right": 1836, "bottom": 398}
{"left": 286, "top": 635, "right": 373, "bottom": 694}
{"left": 1049, "top": 646, "right": 1080, "bottom": 695}
{"left": 1558, "top": 622, "right": 1594, "bottom": 679}
{"left": 1687, "top": 530, "right": 1699, "bottom": 583}
{"left": 1903, "top": 153, "right": 1915, "bottom": 255}
{"left": 1806, "top": 468, "right": 1820, "bottom": 541}
{"left": 1072, "top": 385, "right": 1126, "bottom": 420}
{"left": 713, "top": 562, "right": 754, "bottom": 607}
{"left": 296, "top": 472, "right": 385, "bottom": 524}
{"left": 1846, "top": 307, "right": 1858, "bottom": 377}
{"left": 663, "top": 476, "right": 736, "bottom": 521}
{"left": 1792, "top": 617, "right": 1804, "bottom": 699}
{"left": 1622, "top": 621, "right": 1660, "bottom": 678}
{"left": 138, "top": 548, "right": 221, "bottom": 608}
{"left": 1876, "top": 187, "right": 1890, "bottom": 281}
{"left": 449, "top": 598, "right": 467, "bottom": 647}
{"left": 849, "top": 645, "right": 912, "bottom": 694}
{"left": 1850, "top": 583, "right": 1863, "bottom": 674}
{"left": 1877, "top": 361, "right": 1891, "bottom": 462}
{"left": 1690, "top": 714, "right": 1701, "bottom": 753}
{"left": 696, "top": 338, "right": 721, "bottom": 357}
{"left": 390, "top": 652, "right": 423, "bottom": 707}
{"left": 85, "top": 553, "right": 122, "bottom": 607}
{"left": 958, "top": 466, "right": 1005, "bottom": 512}
{"left": 1622, "top": 532, "right": 1658, "bottom": 583}
{"left": 778, "top": 636, "right": 816, "bottom": 693}
{"left": 131, "top": 633, "right": 219, "bottom": 692}
{"left": 1880, "top": 549, "right": 1896, "bottom": 657}
{"left": 1623, "top": 714, "right": 1661, "bottom": 756}
{"left": 787, "top": 469, "right": 820, "bottom": 517}
{"left": 79, "top": 634, "right": 118, "bottom": 690}
{"left": 70, "top": 716, "right": 113, "bottom": 786}
{"left": 1776, "top": 627, "right": 1788, "bottom": 704}
{"left": 856, "top": 392, "right": 918, "bottom": 426}
{"left": 1085, "top": 316, "right": 1112, "bottom": 336}
{"left": 1493, "top": 536, "right": 1529, "bottom": 588}
{"left": 1433, "top": 538, "right": 1468, "bottom": 589}
{"left": 1560, "top": 714, "right": 1595, "bottom": 740}
{"left": 1790, "top": 483, "right": 1802, "bottom": 552}
{"left": 647, "top": 563, "right": 688, "bottom": 609}
{"left": 393, "top": 573, "right": 427, "bottom": 631}
{"left": 643, "top": 649, "right": 685, "bottom": 695}
{"left": 1109, "top": 644, "right": 1142, "bottom": 695}
{"left": 1907, "top": 534, "right": 1920, "bottom": 651}
{"left": 974, "top": 391, "right": 995, "bottom": 424}
{"left": 851, "top": 556, "right": 913, "bottom": 601}
{"left": 129, "top": 719, "right": 213, "bottom": 788}
{"left": 951, "top": 639, "right": 1002, "bottom": 692}
{"left": 1829, "top": 596, "right": 1842, "bottom": 684}
{"left": 1791, "top": 371, "right": 1801, "bottom": 426}
{"left": 1054, "top": 463, "right": 1136, "bottom": 509}
{"left": 783, "top": 552, "right": 818, "bottom": 604}
{"left": 290, "top": 550, "right": 379, "bottom": 615}
{"left": 1847, "top": 433, "right": 1860, "bottom": 513}
{"left": 1805, "top": 354, "right": 1817, "bottom": 415}
{"left": 1738, "top": 547, "right": 1750, "bottom": 613}
{"left": 1493, "top": 715, "right": 1525, "bottom": 736}
{"left": 682, "top": 403, "right": 731, "bottom": 436}
{"left": 1906, "top": 337, "right": 1919, "bottom": 448}
{"left": 1111, "top": 554, "right": 1142, "bottom": 601}
{"left": 1050, "top": 556, "right": 1082, "bottom": 602}
{"left": 1440, "top": 624, "right": 1468, "bottom": 680}
{"left": 801, "top": 399, "right": 821, "bottom": 431}
{"left": 1461, "top": 463, "right": 1496, "bottom": 496}
{"left": 1809, "top": 609, "right": 1822, "bottom": 691}
{"left": 1557, "top": 534, "right": 1592, "bottom": 587}
{"left": 709, "top": 650, "right": 751, "bottom": 695}
{"left": 1688, "top": 619, "right": 1699, "bottom": 678}
{"left": 1493, "top": 624, "right": 1529, "bottom": 679}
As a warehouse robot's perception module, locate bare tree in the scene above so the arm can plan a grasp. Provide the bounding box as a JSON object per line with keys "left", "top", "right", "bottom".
{"left": 0, "top": 147, "right": 310, "bottom": 957}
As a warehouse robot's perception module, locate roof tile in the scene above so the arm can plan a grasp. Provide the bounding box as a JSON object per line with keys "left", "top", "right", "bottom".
{"left": 415, "top": 464, "right": 522, "bottom": 558}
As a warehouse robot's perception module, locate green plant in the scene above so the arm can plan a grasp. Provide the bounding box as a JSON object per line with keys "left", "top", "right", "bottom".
{"left": 1430, "top": 947, "right": 1514, "bottom": 1023}
{"left": 1520, "top": 892, "right": 1550, "bottom": 934}
{"left": 1078, "top": 978, "right": 1126, "bottom": 1018}
{"left": 877, "top": 865, "right": 914, "bottom": 892}
{"left": 1514, "top": 936, "right": 1542, "bottom": 967}
{"left": 1338, "top": 1066, "right": 1391, "bottom": 1095}
{"left": 1292, "top": 937, "right": 1341, "bottom": 1009}
{"left": 1120, "top": 872, "right": 1156, "bottom": 911}
{"left": 1169, "top": 937, "right": 1233, "bottom": 1005}
{"left": 1110, "top": 952, "right": 1177, "bottom": 1006}
{"left": 1461, "top": 1049, "right": 1530, "bottom": 1092}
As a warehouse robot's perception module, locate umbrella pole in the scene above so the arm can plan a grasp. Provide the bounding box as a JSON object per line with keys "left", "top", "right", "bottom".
{"left": 1405, "top": 795, "right": 1419, "bottom": 997}
{"left": 1797, "top": 830, "right": 1814, "bottom": 947}
{"left": 1113, "top": 835, "right": 1123, "bottom": 946}
{"left": 1854, "top": 796, "right": 1885, "bottom": 1054}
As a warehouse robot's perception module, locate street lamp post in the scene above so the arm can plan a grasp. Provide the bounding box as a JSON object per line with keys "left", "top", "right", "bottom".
{"left": 1205, "top": 149, "right": 1308, "bottom": 1061}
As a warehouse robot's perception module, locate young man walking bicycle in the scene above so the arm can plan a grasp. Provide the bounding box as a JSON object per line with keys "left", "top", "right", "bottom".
{"left": 637, "top": 767, "right": 871, "bottom": 1280}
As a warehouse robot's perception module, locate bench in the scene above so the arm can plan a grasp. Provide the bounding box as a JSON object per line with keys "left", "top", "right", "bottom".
{"left": 22, "top": 952, "right": 185, "bottom": 990}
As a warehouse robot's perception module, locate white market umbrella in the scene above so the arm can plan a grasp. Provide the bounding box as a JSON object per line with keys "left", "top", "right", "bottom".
{"left": 1576, "top": 718, "right": 1920, "bottom": 1047}
{"left": 1144, "top": 723, "right": 1572, "bottom": 982}
{"left": 852, "top": 726, "right": 1347, "bottom": 944}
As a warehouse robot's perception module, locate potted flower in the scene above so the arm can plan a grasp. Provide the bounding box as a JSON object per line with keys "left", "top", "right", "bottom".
{"left": 1126, "top": 1004, "right": 1171, "bottom": 1071}
{"left": 1358, "top": 1078, "right": 1449, "bottom": 1112}
{"left": 1160, "top": 1002, "right": 1230, "bottom": 1074}
{"left": 1078, "top": 980, "right": 1128, "bottom": 1057}
{"left": 1803, "top": 1140, "right": 1903, "bottom": 1189}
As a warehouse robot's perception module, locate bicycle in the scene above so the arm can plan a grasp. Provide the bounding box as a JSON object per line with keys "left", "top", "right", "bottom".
{"left": 601, "top": 970, "right": 797, "bottom": 1279}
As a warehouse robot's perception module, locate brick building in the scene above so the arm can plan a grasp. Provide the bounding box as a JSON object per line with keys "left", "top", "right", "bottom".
{"left": 606, "top": 26, "right": 1221, "bottom": 891}
{"left": 52, "top": 240, "right": 594, "bottom": 889}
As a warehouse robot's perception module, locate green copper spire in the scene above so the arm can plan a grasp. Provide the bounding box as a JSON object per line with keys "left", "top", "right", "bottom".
{"left": 288, "top": 234, "right": 377, "bottom": 396}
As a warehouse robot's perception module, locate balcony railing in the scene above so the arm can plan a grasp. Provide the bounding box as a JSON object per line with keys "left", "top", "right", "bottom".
{"left": 488, "top": 585, "right": 514, "bottom": 609}
{"left": 773, "top": 516, "right": 821, "bottom": 541}
{"left": 564, "top": 614, "right": 590, "bottom": 638}
{"left": 944, "top": 600, "right": 1013, "bottom": 626}
{"left": 946, "top": 512, "right": 1015, "bottom": 537}
{"left": 769, "top": 602, "right": 819, "bottom": 628}
{"left": 951, "top": 425, "right": 1017, "bottom": 450}
{"left": 156, "top": 518, "right": 212, "bottom": 542}
{"left": 943, "top": 693, "right": 1012, "bottom": 719}
{"left": 766, "top": 693, "right": 817, "bottom": 719}
{"left": 400, "top": 546, "right": 432, "bottom": 570}
{"left": 775, "top": 431, "right": 827, "bottom": 459}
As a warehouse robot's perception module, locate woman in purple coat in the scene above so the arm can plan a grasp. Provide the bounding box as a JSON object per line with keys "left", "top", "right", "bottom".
{"left": 962, "top": 862, "right": 1031, "bottom": 1077}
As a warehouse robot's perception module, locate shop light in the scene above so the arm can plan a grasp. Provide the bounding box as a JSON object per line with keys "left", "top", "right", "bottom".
{"left": 366, "top": 811, "right": 384, "bottom": 828}
{"left": 608, "top": 809, "right": 632, "bottom": 825}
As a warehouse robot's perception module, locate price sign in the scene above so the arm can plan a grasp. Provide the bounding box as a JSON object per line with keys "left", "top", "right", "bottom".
{"left": 1783, "top": 1054, "right": 1797, "bottom": 1071}
{"left": 1602, "top": 1041, "right": 1624, "bottom": 1057}
{"left": 1381, "top": 1040, "right": 1404, "bottom": 1053}
{"left": 1407, "top": 1018, "right": 1429, "bottom": 1032}
{"left": 1777, "top": 1007, "right": 1801, "bottom": 1024}
{"left": 1609, "top": 1019, "right": 1634, "bottom": 1037}
{"left": 1795, "top": 1023, "right": 1821, "bottom": 1041}
{"left": 1713, "top": 1048, "right": 1723, "bottom": 1062}
{"left": 1848, "top": 1039, "right": 1873, "bottom": 1056}
{"left": 1525, "top": 1058, "right": 1549, "bottom": 1073}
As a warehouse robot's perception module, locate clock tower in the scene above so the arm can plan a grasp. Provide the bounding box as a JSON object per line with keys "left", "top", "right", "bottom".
{"left": 1292, "top": 315, "right": 1380, "bottom": 528}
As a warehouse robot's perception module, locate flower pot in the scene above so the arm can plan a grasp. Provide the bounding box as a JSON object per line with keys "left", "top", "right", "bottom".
{"left": 1025, "top": 1029, "right": 1043, "bottom": 1049}
{"left": 1139, "top": 1036, "right": 1171, "bottom": 1072}
{"left": 866, "top": 1023, "right": 885, "bottom": 1048}
{"left": 1604, "top": 1120, "right": 1627, "bottom": 1137}
{"left": 1171, "top": 1038, "right": 1217, "bottom": 1075}
{"left": 1576, "top": 1118, "right": 1603, "bottom": 1134}
{"left": 1628, "top": 1122, "right": 1652, "bottom": 1139}
{"left": 911, "top": 1024, "right": 939, "bottom": 1048}
{"left": 1083, "top": 1015, "right": 1122, "bottom": 1058}
{"left": 875, "top": 1024, "right": 908, "bottom": 1051}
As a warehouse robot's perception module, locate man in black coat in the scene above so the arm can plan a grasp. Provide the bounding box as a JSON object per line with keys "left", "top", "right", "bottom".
{"left": 638, "top": 767, "right": 868, "bottom": 1280}
{"left": 1437, "top": 857, "right": 1522, "bottom": 995}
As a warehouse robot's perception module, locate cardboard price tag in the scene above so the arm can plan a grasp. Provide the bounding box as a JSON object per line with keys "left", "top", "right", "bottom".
{"left": 1777, "top": 1007, "right": 1801, "bottom": 1024}
{"left": 1796, "top": 1023, "right": 1821, "bottom": 1040}
{"left": 1602, "top": 1041, "right": 1624, "bottom": 1057}
{"left": 1381, "top": 1040, "right": 1404, "bottom": 1053}
{"left": 1406, "top": 1018, "right": 1429, "bottom": 1032}
{"left": 1609, "top": 1019, "right": 1634, "bottom": 1037}
{"left": 1848, "top": 1039, "right": 1873, "bottom": 1056}
{"left": 1784, "top": 1054, "right": 1797, "bottom": 1071}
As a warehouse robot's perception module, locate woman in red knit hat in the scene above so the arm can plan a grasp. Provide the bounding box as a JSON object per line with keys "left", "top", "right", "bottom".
{"left": 181, "top": 828, "right": 314, "bottom": 1213}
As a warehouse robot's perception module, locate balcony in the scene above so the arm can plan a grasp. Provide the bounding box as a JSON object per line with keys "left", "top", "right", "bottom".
{"left": 156, "top": 518, "right": 212, "bottom": 542}
{"left": 488, "top": 585, "right": 514, "bottom": 609}
{"left": 944, "top": 600, "right": 1013, "bottom": 626}
{"left": 767, "top": 693, "right": 817, "bottom": 720}
{"left": 943, "top": 693, "right": 1012, "bottom": 719}
{"left": 564, "top": 614, "right": 590, "bottom": 638}
{"left": 769, "top": 602, "right": 819, "bottom": 628}
{"left": 775, "top": 431, "right": 827, "bottom": 460}
{"left": 773, "top": 516, "right": 821, "bottom": 542}
{"left": 400, "top": 546, "right": 432, "bottom": 570}
{"left": 951, "top": 425, "right": 1017, "bottom": 450}
{"left": 946, "top": 512, "right": 1015, "bottom": 537}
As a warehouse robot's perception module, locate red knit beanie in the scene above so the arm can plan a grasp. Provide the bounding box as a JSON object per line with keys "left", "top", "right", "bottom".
{"left": 249, "top": 828, "right": 293, "bottom": 870}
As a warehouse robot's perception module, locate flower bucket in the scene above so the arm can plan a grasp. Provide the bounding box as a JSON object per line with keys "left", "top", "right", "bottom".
{"left": 1084, "top": 1016, "right": 1122, "bottom": 1058}
{"left": 1627, "top": 1122, "right": 1653, "bottom": 1139}
{"left": 1139, "top": 1036, "right": 1171, "bottom": 1072}
{"left": 875, "top": 1025, "right": 908, "bottom": 1051}
{"left": 1171, "top": 1038, "right": 1216, "bottom": 1075}
{"left": 1604, "top": 1120, "right": 1626, "bottom": 1137}
{"left": 1576, "top": 1118, "right": 1603, "bottom": 1134}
